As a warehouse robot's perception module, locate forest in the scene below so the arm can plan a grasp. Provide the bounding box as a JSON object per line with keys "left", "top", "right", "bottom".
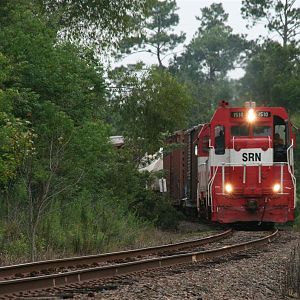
{"left": 0, "top": 0, "right": 299, "bottom": 262}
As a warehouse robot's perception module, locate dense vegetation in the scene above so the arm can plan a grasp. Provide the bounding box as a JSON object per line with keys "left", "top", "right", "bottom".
{"left": 0, "top": 0, "right": 299, "bottom": 262}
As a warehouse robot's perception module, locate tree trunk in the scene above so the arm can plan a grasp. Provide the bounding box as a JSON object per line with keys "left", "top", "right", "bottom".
{"left": 283, "top": 0, "right": 288, "bottom": 47}
{"left": 157, "top": 46, "right": 164, "bottom": 68}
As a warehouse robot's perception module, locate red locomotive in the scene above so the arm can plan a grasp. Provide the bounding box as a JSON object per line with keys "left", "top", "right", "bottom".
{"left": 164, "top": 101, "right": 296, "bottom": 223}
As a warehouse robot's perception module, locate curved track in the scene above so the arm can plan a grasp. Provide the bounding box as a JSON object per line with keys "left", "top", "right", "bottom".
{"left": 0, "top": 229, "right": 232, "bottom": 296}
{"left": 0, "top": 229, "right": 278, "bottom": 297}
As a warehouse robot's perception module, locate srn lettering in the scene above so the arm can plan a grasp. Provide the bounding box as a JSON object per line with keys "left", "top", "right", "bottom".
{"left": 242, "top": 153, "right": 261, "bottom": 162}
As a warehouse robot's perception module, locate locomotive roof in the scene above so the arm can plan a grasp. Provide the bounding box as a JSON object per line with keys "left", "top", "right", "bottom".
{"left": 211, "top": 104, "right": 289, "bottom": 124}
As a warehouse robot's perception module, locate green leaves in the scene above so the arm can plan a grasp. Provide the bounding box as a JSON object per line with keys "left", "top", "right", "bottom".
{"left": 117, "top": 0, "right": 185, "bottom": 67}
{"left": 40, "top": 0, "right": 153, "bottom": 47}
{"left": 241, "top": 0, "right": 300, "bottom": 46}
{"left": 179, "top": 3, "right": 246, "bottom": 81}
{"left": 0, "top": 0, "right": 187, "bottom": 260}
{"left": 170, "top": 3, "right": 247, "bottom": 124}
{"left": 196, "top": 3, "right": 229, "bottom": 31}
{"left": 110, "top": 66, "right": 191, "bottom": 156}
{"left": 241, "top": 41, "right": 300, "bottom": 112}
{"left": 0, "top": 53, "right": 35, "bottom": 186}
{"left": 0, "top": 109, "right": 34, "bottom": 185}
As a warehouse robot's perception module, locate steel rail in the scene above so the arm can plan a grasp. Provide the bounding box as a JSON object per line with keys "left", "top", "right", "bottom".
{"left": 0, "top": 229, "right": 232, "bottom": 279}
{"left": 0, "top": 230, "right": 277, "bottom": 296}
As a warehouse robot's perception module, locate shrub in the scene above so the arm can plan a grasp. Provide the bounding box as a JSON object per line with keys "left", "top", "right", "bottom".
{"left": 131, "top": 187, "right": 182, "bottom": 230}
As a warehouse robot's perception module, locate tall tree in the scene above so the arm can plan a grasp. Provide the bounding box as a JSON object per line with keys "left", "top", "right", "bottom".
{"left": 241, "top": 0, "right": 300, "bottom": 46}
{"left": 188, "top": 3, "right": 247, "bottom": 81}
{"left": 170, "top": 3, "right": 247, "bottom": 124}
{"left": 240, "top": 41, "right": 300, "bottom": 112}
{"left": 117, "top": 0, "right": 185, "bottom": 67}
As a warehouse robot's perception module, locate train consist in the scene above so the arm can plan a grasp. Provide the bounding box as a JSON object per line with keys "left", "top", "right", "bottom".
{"left": 164, "top": 101, "right": 296, "bottom": 223}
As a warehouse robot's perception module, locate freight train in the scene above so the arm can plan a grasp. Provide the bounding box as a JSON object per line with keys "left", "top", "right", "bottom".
{"left": 163, "top": 101, "right": 296, "bottom": 224}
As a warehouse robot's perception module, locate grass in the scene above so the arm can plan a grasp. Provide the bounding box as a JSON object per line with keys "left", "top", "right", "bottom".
{"left": 0, "top": 220, "right": 214, "bottom": 266}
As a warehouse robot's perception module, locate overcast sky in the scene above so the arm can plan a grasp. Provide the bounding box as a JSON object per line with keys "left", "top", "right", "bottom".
{"left": 119, "top": 0, "right": 300, "bottom": 78}
{"left": 177, "top": 0, "right": 266, "bottom": 41}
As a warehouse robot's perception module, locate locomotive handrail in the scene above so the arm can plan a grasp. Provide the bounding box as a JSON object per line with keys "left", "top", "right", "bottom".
{"left": 198, "top": 162, "right": 209, "bottom": 193}
{"left": 219, "top": 161, "right": 291, "bottom": 196}
{"left": 286, "top": 139, "right": 296, "bottom": 208}
{"left": 212, "top": 160, "right": 277, "bottom": 168}
{"left": 222, "top": 163, "right": 225, "bottom": 194}
{"left": 287, "top": 140, "right": 294, "bottom": 170}
{"left": 207, "top": 166, "right": 219, "bottom": 211}
{"left": 205, "top": 139, "right": 296, "bottom": 216}
{"left": 220, "top": 162, "right": 272, "bottom": 188}
{"left": 222, "top": 162, "right": 275, "bottom": 166}
{"left": 280, "top": 163, "right": 284, "bottom": 193}
{"left": 272, "top": 162, "right": 286, "bottom": 194}
{"left": 258, "top": 163, "right": 262, "bottom": 184}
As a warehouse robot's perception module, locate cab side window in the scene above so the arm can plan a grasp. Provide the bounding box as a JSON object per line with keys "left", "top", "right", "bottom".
{"left": 274, "top": 125, "right": 285, "bottom": 147}
{"left": 215, "top": 125, "right": 225, "bottom": 155}
{"left": 273, "top": 115, "right": 287, "bottom": 162}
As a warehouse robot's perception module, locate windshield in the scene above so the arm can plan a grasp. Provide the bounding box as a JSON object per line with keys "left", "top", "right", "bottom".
{"left": 231, "top": 125, "right": 249, "bottom": 136}
{"left": 253, "top": 125, "right": 271, "bottom": 137}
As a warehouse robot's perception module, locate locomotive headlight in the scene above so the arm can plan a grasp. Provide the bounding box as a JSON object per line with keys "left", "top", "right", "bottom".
{"left": 273, "top": 183, "right": 281, "bottom": 193}
{"left": 225, "top": 183, "right": 233, "bottom": 193}
{"left": 247, "top": 108, "right": 256, "bottom": 122}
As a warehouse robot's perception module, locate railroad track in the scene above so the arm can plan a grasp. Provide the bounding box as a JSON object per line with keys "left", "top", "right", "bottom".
{"left": 0, "top": 229, "right": 279, "bottom": 298}
{"left": 0, "top": 229, "right": 232, "bottom": 296}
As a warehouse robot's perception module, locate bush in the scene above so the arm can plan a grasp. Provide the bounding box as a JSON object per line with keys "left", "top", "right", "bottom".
{"left": 152, "top": 196, "right": 183, "bottom": 229}
{"left": 0, "top": 222, "right": 30, "bottom": 262}
{"left": 40, "top": 189, "right": 151, "bottom": 255}
{"left": 131, "top": 187, "right": 182, "bottom": 230}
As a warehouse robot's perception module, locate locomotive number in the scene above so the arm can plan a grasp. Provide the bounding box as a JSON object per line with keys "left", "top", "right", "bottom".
{"left": 257, "top": 111, "right": 271, "bottom": 118}
{"left": 242, "top": 153, "right": 261, "bottom": 162}
{"left": 230, "top": 111, "right": 271, "bottom": 118}
{"left": 231, "top": 112, "right": 244, "bottom": 118}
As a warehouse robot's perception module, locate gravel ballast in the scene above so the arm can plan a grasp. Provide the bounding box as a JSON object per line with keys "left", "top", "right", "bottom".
{"left": 67, "top": 229, "right": 299, "bottom": 300}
